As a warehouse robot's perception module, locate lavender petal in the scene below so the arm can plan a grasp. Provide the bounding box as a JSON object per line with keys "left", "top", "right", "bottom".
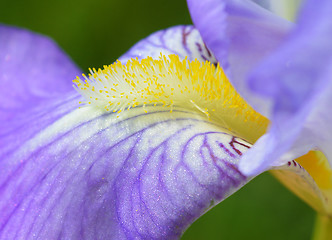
{"left": 0, "top": 102, "right": 253, "bottom": 239}
{"left": 239, "top": 0, "right": 332, "bottom": 175}
{"left": 187, "top": 0, "right": 292, "bottom": 116}
{"left": 0, "top": 25, "right": 81, "bottom": 121}
{"left": 119, "top": 25, "right": 217, "bottom": 65}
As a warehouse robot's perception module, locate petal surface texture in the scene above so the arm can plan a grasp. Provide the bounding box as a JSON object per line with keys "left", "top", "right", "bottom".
{"left": 0, "top": 25, "right": 81, "bottom": 121}
{"left": 0, "top": 102, "right": 251, "bottom": 239}
{"left": 187, "top": 0, "right": 292, "bottom": 116}
{"left": 0, "top": 25, "right": 255, "bottom": 239}
{"left": 119, "top": 25, "right": 217, "bottom": 64}
{"left": 239, "top": 0, "right": 332, "bottom": 175}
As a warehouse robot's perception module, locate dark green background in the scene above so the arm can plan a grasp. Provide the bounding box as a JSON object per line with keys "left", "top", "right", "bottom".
{"left": 1, "top": 0, "right": 314, "bottom": 239}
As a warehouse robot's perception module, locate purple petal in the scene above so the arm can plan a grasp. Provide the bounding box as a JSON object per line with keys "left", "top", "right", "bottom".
{"left": 0, "top": 25, "right": 81, "bottom": 121}
{"left": 187, "top": 0, "right": 292, "bottom": 116}
{"left": 0, "top": 93, "right": 79, "bottom": 159}
{"left": 0, "top": 101, "right": 253, "bottom": 239}
{"left": 239, "top": 0, "right": 332, "bottom": 175}
{"left": 119, "top": 25, "right": 217, "bottom": 65}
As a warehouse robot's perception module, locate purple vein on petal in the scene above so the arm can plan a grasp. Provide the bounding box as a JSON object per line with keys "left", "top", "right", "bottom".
{"left": 1, "top": 103, "right": 254, "bottom": 239}
{"left": 119, "top": 25, "right": 217, "bottom": 65}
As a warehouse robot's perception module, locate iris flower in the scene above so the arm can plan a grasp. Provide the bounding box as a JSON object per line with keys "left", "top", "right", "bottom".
{"left": 1, "top": 0, "right": 332, "bottom": 239}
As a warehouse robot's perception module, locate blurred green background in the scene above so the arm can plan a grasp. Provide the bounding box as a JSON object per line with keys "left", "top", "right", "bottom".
{"left": 0, "top": 0, "right": 314, "bottom": 239}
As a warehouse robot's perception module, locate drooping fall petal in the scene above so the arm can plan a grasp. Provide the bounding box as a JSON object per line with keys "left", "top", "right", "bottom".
{"left": 1, "top": 96, "right": 255, "bottom": 239}
{"left": 0, "top": 25, "right": 253, "bottom": 239}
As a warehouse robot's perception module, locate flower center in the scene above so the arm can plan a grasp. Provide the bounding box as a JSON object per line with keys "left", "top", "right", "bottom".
{"left": 73, "top": 54, "right": 268, "bottom": 143}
